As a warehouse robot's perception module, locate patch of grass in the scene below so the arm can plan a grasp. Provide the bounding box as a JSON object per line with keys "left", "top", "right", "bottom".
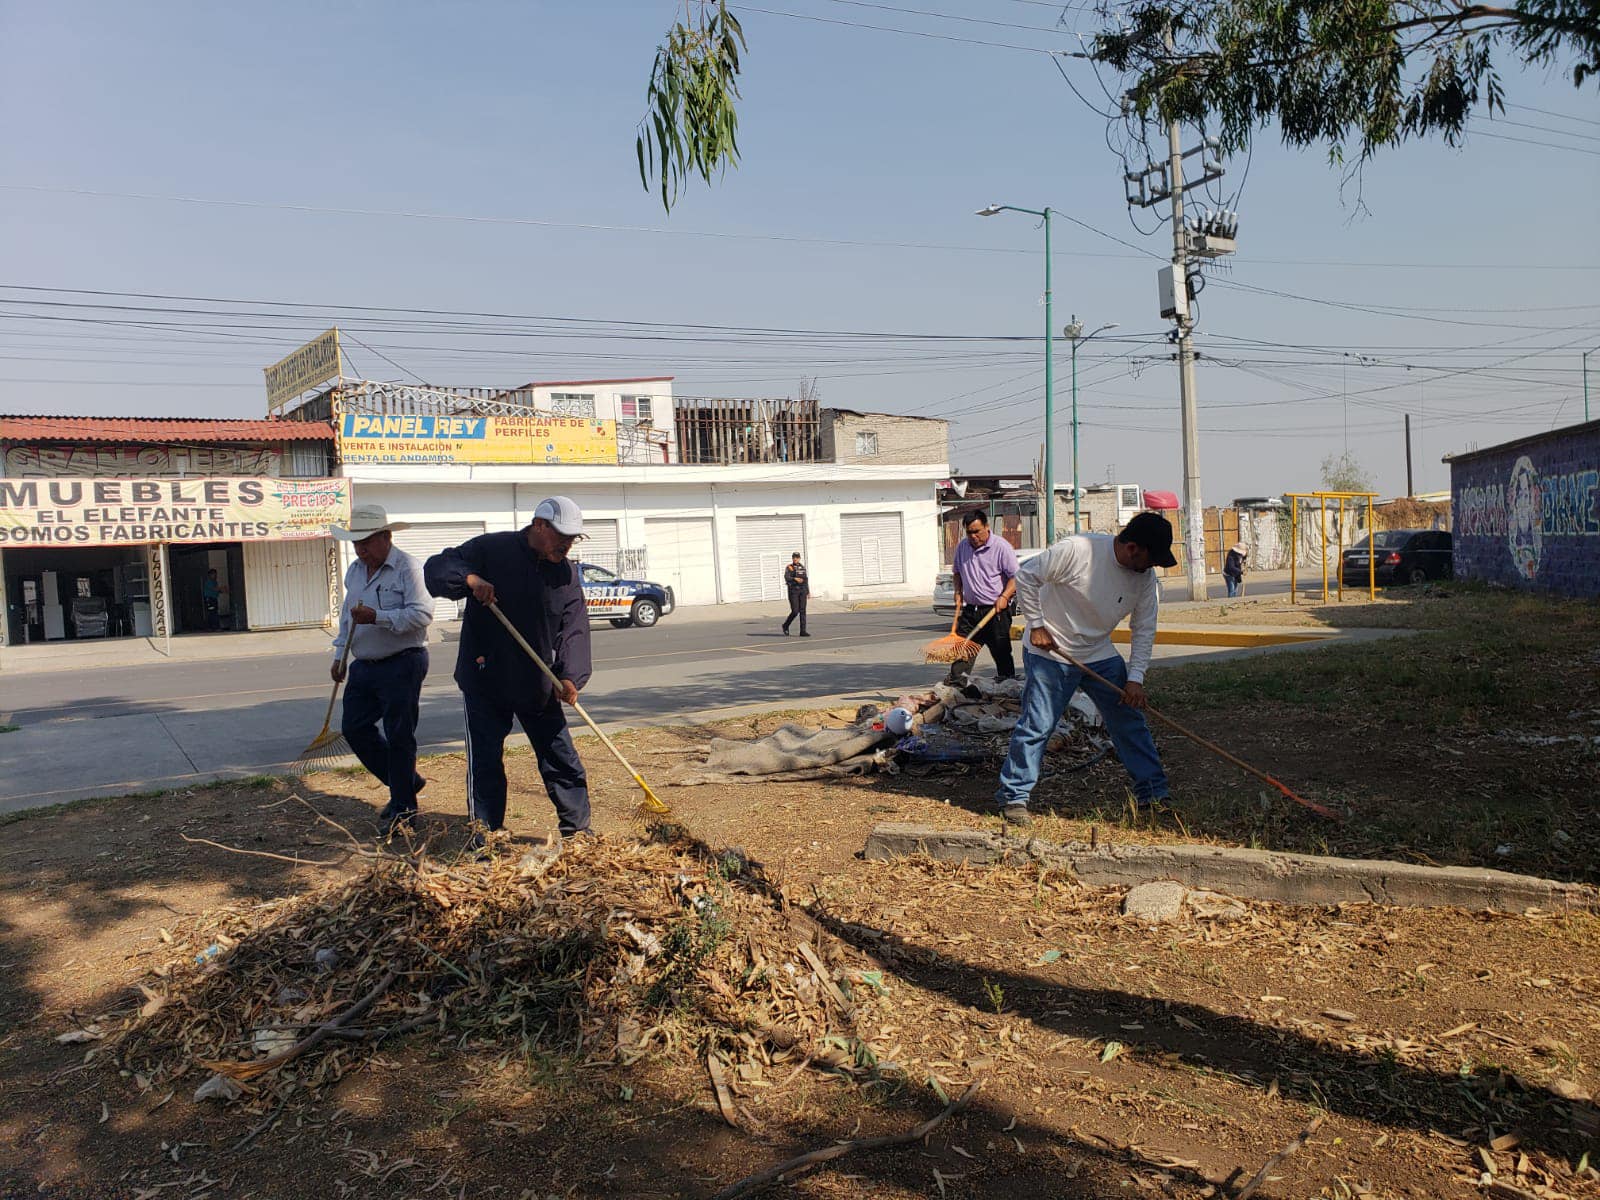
{"left": 0, "top": 723, "right": 18, "bottom": 734}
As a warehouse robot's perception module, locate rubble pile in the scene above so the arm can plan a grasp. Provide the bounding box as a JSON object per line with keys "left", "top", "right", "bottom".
{"left": 105, "top": 831, "right": 882, "bottom": 1124}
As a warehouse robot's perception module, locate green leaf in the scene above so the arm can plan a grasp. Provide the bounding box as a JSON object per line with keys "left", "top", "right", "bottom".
{"left": 1100, "top": 1040, "right": 1124, "bottom": 1063}
{"left": 1037, "top": 949, "right": 1064, "bottom": 964}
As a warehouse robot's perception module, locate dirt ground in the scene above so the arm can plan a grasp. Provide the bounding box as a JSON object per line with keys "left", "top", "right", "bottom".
{"left": 2, "top": 586, "right": 1598, "bottom": 1199}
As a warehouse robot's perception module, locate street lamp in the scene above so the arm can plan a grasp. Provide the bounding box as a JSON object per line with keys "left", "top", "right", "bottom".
{"left": 978, "top": 202, "right": 1057, "bottom": 542}
{"left": 1064, "top": 316, "right": 1119, "bottom": 533}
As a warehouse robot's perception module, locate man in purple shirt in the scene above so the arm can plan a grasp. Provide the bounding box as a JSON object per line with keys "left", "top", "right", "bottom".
{"left": 949, "top": 509, "right": 1019, "bottom": 681}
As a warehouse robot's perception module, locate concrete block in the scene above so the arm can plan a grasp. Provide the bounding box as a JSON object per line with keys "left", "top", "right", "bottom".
{"left": 1122, "top": 881, "right": 1186, "bottom": 923}
{"left": 863, "top": 823, "right": 1598, "bottom": 914}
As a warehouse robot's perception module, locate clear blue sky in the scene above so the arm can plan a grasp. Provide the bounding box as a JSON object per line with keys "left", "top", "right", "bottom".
{"left": 1, "top": 0, "right": 1596, "bottom": 499}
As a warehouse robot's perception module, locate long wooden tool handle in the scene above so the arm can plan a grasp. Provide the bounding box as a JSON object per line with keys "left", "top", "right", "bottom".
{"left": 486, "top": 601, "right": 670, "bottom": 812}
{"left": 963, "top": 606, "right": 999, "bottom": 640}
{"left": 1062, "top": 650, "right": 1339, "bottom": 821}
{"left": 319, "top": 629, "right": 357, "bottom": 733}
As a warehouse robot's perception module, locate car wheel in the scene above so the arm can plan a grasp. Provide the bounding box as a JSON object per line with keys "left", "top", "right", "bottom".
{"left": 631, "top": 599, "right": 660, "bottom": 628}
{"left": 609, "top": 618, "right": 633, "bottom": 629}
{"left": 1408, "top": 566, "right": 1427, "bottom": 586}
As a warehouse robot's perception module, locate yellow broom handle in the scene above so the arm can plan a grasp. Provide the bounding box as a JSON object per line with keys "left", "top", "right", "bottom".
{"left": 965, "top": 606, "right": 998, "bottom": 639}
{"left": 485, "top": 601, "right": 651, "bottom": 783}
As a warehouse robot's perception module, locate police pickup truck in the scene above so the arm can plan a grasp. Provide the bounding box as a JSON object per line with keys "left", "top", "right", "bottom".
{"left": 578, "top": 562, "right": 675, "bottom": 629}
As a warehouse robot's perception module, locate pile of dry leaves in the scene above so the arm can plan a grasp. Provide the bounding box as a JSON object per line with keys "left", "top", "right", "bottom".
{"left": 99, "top": 824, "right": 883, "bottom": 1133}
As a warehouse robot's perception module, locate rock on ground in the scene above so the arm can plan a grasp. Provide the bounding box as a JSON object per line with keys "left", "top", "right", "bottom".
{"left": 1122, "top": 881, "right": 1187, "bottom": 923}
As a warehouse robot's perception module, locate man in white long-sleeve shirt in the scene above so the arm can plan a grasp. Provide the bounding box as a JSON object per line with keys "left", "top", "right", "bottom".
{"left": 330, "top": 504, "right": 434, "bottom": 834}
{"left": 995, "top": 512, "right": 1176, "bottom": 826}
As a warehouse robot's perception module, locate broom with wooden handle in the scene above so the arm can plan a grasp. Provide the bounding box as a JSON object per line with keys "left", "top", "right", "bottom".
{"left": 486, "top": 601, "right": 672, "bottom": 816}
{"left": 291, "top": 634, "right": 355, "bottom": 775}
{"left": 1057, "top": 646, "right": 1339, "bottom": 821}
{"left": 922, "top": 605, "right": 999, "bottom": 663}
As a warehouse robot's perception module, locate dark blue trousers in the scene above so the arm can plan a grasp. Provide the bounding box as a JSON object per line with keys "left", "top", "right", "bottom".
{"left": 341, "top": 648, "right": 428, "bottom": 813}
{"left": 462, "top": 689, "right": 590, "bottom": 835}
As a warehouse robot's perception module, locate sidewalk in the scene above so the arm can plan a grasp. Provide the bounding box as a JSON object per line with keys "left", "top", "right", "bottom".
{"left": 0, "top": 596, "right": 925, "bottom": 676}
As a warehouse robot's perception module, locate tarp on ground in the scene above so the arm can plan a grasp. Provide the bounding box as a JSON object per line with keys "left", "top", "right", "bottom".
{"left": 667, "top": 724, "right": 893, "bottom": 785}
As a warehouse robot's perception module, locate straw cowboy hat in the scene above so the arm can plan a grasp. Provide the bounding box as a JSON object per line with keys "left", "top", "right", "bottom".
{"left": 330, "top": 503, "right": 411, "bottom": 541}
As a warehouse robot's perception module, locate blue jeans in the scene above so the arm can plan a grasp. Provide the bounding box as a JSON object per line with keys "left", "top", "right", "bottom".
{"left": 342, "top": 647, "right": 429, "bottom": 813}
{"left": 995, "top": 651, "right": 1169, "bottom": 810}
{"left": 1225, "top": 576, "right": 1241, "bottom": 597}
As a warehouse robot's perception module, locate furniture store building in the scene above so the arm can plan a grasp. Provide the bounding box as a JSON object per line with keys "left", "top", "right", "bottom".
{"left": 0, "top": 416, "right": 347, "bottom": 648}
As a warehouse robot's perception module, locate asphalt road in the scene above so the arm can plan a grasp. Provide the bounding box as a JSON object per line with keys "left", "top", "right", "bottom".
{"left": 0, "top": 608, "right": 959, "bottom": 811}
{"left": 0, "top": 574, "right": 1307, "bottom": 812}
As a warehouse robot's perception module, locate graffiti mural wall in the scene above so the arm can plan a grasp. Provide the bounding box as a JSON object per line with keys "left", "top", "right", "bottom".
{"left": 1449, "top": 421, "right": 1600, "bottom": 598}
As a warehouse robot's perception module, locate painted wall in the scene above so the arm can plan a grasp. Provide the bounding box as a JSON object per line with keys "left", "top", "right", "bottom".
{"left": 1449, "top": 421, "right": 1600, "bottom": 598}
{"left": 348, "top": 470, "right": 942, "bottom": 607}
{"left": 822, "top": 411, "right": 950, "bottom": 467}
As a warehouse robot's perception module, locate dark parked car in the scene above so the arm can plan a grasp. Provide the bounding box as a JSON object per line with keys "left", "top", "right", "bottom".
{"left": 1341, "top": 529, "right": 1452, "bottom": 587}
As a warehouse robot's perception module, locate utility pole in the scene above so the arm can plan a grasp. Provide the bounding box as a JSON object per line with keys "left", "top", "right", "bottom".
{"left": 1125, "top": 110, "right": 1233, "bottom": 600}
{"left": 1166, "top": 121, "right": 1206, "bottom": 599}
{"left": 1584, "top": 344, "right": 1597, "bottom": 423}
{"left": 1404, "top": 414, "right": 1414, "bottom": 499}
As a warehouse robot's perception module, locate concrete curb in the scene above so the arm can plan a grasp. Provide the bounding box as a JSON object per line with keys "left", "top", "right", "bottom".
{"left": 863, "top": 823, "right": 1599, "bottom": 914}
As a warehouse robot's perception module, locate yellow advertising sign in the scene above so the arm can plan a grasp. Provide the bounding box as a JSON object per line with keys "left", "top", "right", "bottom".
{"left": 338, "top": 413, "right": 617, "bottom": 465}
{"left": 0, "top": 477, "right": 351, "bottom": 548}
{"left": 264, "top": 328, "right": 343, "bottom": 412}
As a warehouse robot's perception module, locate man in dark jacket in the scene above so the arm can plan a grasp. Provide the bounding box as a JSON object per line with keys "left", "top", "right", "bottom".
{"left": 781, "top": 552, "right": 810, "bottom": 637}
{"left": 424, "top": 497, "right": 592, "bottom": 842}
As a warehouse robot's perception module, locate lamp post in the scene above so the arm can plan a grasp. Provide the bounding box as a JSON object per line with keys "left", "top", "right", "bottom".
{"left": 1063, "top": 316, "right": 1119, "bottom": 533}
{"left": 978, "top": 203, "right": 1056, "bottom": 542}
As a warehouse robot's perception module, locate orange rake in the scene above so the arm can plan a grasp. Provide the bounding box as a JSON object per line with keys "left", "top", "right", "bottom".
{"left": 922, "top": 606, "right": 998, "bottom": 664}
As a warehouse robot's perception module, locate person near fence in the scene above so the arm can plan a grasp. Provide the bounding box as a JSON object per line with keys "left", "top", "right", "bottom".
{"left": 781, "top": 552, "right": 810, "bottom": 636}
{"left": 330, "top": 505, "right": 433, "bottom": 835}
{"left": 949, "top": 510, "right": 1018, "bottom": 681}
{"left": 424, "top": 496, "right": 592, "bottom": 847}
{"left": 994, "top": 512, "right": 1175, "bottom": 827}
{"left": 1223, "top": 542, "right": 1247, "bottom": 598}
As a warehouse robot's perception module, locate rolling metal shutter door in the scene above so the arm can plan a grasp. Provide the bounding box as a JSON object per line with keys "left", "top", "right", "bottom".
{"left": 840, "top": 512, "right": 905, "bottom": 586}
{"left": 579, "top": 519, "right": 620, "bottom": 571}
{"left": 642, "top": 516, "right": 717, "bottom": 605}
{"left": 736, "top": 515, "right": 804, "bottom": 601}
{"left": 242, "top": 538, "right": 331, "bottom": 629}
{"left": 390, "top": 521, "right": 486, "bottom": 620}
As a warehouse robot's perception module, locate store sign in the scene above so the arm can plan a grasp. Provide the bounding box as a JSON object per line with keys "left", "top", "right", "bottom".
{"left": 4, "top": 444, "right": 282, "bottom": 478}
{"left": 264, "top": 329, "right": 343, "bottom": 413}
{"left": 0, "top": 477, "right": 350, "bottom": 548}
{"left": 338, "top": 413, "right": 617, "bottom": 465}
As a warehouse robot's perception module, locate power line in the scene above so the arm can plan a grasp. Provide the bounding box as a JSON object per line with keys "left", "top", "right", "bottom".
{"left": 815, "top": 0, "right": 1085, "bottom": 37}
{"left": 2, "top": 183, "right": 1591, "bottom": 272}
{"left": 734, "top": 3, "right": 1086, "bottom": 55}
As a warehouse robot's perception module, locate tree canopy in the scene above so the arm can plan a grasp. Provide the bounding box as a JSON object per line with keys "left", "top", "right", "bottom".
{"left": 1321, "top": 449, "right": 1376, "bottom": 493}
{"left": 1091, "top": 0, "right": 1600, "bottom": 165}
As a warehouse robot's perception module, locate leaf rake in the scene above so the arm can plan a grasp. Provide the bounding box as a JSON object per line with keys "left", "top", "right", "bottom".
{"left": 921, "top": 606, "right": 998, "bottom": 664}
{"left": 291, "top": 638, "right": 356, "bottom": 777}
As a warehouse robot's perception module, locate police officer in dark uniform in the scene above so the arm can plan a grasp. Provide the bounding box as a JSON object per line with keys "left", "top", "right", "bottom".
{"left": 781, "top": 551, "right": 810, "bottom": 637}
{"left": 424, "top": 497, "right": 592, "bottom": 844}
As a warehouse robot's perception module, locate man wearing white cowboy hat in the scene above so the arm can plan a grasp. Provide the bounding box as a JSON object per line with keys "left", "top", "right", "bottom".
{"left": 424, "top": 496, "right": 592, "bottom": 846}
{"left": 331, "top": 503, "right": 434, "bottom": 834}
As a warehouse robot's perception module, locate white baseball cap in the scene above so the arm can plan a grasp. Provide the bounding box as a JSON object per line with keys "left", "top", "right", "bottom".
{"left": 534, "top": 495, "right": 584, "bottom": 536}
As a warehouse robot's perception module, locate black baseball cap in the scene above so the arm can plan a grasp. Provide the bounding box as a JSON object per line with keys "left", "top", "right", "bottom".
{"left": 1120, "top": 512, "right": 1178, "bottom": 568}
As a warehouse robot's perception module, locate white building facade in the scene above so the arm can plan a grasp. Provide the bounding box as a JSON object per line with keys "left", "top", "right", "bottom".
{"left": 328, "top": 379, "right": 948, "bottom": 611}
